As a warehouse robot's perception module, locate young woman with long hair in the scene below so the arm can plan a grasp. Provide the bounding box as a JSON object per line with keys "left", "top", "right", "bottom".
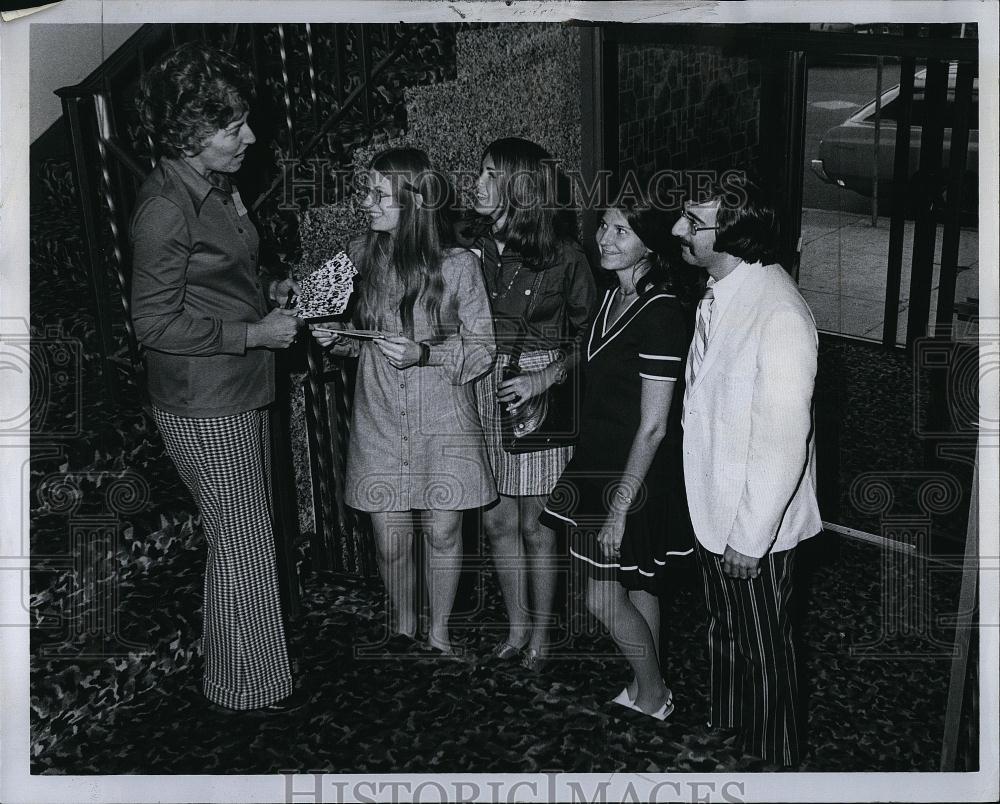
{"left": 312, "top": 147, "right": 496, "bottom": 654}
{"left": 540, "top": 194, "right": 696, "bottom": 717}
{"left": 465, "top": 137, "right": 597, "bottom": 671}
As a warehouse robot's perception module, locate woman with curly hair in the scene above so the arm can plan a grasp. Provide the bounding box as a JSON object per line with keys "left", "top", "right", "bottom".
{"left": 464, "top": 137, "right": 596, "bottom": 672}
{"left": 312, "top": 147, "right": 496, "bottom": 655}
{"left": 130, "top": 42, "right": 303, "bottom": 712}
{"left": 540, "top": 194, "right": 696, "bottom": 719}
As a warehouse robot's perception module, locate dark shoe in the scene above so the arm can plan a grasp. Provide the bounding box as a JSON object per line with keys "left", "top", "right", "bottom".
{"left": 423, "top": 638, "right": 465, "bottom": 658}
{"left": 421, "top": 638, "right": 479, "bottom": 669}
{"left": 259, "top": 686, "right": 310, "bottom": 714}
{"left": 704, "top": 721, "right": 741, "bottom": 740}
{"left": 386, "top": 632, "right": 422, "bottom": 653}
{"left": 203, "top": 685, "right": 309, "bottom": 716}
{"left": 520, "top": 647, "right": 547, "bottom": 674}
{"left": 491, "top": 640, "right": 525, "bottom": 662}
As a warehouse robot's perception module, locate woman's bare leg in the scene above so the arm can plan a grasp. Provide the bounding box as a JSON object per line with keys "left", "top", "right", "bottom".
{"left": 482, "top": 495, "right": 529, "bottom": 648}
{"left": 519, "top": 494, "right": 557, "bottom": 655}
{"left": 625, "top": 588, "right": 662, "bottom": 701}
{"left": 421, "top": 509, "right": 464, "bottom": 653}
{"left": 370, "top": 512, "right": 417, "bottom": 638}
{"left": 586, "top": 578, "right": 669, "bottom": 713}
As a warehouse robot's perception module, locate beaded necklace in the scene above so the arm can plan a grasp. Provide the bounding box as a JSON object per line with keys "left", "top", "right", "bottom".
{"left": 486, "top": 235, "right": 526, "bottom": 301}
{"left": 492, "top": 263, "right": 523, "bottom": 300}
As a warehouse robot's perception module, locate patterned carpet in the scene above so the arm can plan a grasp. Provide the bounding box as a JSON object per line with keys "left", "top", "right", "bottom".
{"left": 28, "top": 148, "right": 975, "bottom": 775}
{"left": 31, "top": 519, "right": 969, "bottom": 774}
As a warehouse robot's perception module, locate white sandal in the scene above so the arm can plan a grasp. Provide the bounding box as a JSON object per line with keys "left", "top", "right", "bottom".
{"left": 610, "top": 686, "right": 639, "bottom": 711}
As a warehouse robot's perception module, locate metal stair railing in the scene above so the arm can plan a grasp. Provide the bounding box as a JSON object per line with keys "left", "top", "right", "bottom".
{"left": 54, "top": 22, "right": 418, "bottom": 577}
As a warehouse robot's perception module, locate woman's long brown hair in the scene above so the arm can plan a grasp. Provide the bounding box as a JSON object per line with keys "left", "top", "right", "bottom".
{"left": 483, "top": 137, "right": 576, "bottom": 269}
{"left": 354, "top": 147, "right": 454, "bottom": 340}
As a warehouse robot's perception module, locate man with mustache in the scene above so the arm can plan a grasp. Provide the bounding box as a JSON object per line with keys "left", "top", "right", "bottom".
{"left": 672, "top": 173, "right": 821, "bottom": 767}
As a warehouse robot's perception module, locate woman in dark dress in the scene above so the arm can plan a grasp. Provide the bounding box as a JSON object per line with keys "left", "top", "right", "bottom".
{"left": 541, "top": 196, "right": 695, "bottom": 718}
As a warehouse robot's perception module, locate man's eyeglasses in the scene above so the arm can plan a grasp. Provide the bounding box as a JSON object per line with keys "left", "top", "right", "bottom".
{"left": 681, "top": 209, "right": 719, "bottom": 235}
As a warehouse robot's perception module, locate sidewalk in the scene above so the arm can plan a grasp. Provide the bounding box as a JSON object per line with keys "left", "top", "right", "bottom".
{"left": 797, "top": 208, "right": 979, "bottom": 344}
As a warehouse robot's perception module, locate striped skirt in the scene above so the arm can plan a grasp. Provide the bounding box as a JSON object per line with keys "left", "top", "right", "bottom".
{"left": 474, "top": 349, "right": 574, "bottom": 497}
{"left": 152, "top": 406, "right": 292, "bottom": 710}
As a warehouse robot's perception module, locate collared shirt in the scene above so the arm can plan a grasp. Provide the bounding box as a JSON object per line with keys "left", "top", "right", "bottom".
{"left": 130, "top": 157, "right": 273, "bottom": 417}
{"left": 705, "top": 260, "right": 756, "bottom": 346}
{"left": 476, "top": 232, "right": 596, "bottom": 358}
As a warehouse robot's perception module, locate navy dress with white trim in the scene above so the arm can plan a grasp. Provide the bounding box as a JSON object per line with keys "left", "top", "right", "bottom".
{"left": 540, "top": 286, "right": 695, "bottom": 594}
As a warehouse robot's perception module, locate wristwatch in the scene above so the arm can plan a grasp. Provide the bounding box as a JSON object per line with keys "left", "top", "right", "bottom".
{"left": 613, "top": 487, "right": 633, "bottom": 506}
{"left": 549, "top": 355, "right": 568, "bottom": 385}
{"left": 417, "top": 342, "right": 431, "bottom": 367}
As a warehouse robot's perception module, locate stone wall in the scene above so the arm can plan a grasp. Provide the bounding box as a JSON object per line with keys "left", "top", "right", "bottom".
{"left": 297, "top": 23, "right": 581, "bottom": 270}
{"left": 618, "top": 43, "right": 761, "bottom": 182}
{"left": 291, "top": 23, "right": 582, "bottom": 564}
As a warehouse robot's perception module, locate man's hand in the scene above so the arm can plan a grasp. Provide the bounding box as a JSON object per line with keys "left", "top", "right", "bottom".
{"left": 722, "top": 545, "right": 761, "bottom": 580}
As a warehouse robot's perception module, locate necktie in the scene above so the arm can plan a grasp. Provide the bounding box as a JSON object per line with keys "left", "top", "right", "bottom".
{"left": 686, "top": 284, "right": 715, "bottom": 398}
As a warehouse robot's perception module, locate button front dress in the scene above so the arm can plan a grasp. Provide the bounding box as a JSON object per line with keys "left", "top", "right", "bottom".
{"left": 345, "top": 247, "right": 499, "bottom": 512}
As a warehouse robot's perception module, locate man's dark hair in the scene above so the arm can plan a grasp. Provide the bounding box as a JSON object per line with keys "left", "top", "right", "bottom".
{"left": 709, "top": 172, "right": 781, "bottom": 265}
{"left": 137, "top": 41, "right": 255, "bottom": 159}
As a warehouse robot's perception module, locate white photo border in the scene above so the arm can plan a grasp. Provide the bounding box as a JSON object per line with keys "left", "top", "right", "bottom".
{"left": 2, "top": 1, "right": 997, "bottom": 802}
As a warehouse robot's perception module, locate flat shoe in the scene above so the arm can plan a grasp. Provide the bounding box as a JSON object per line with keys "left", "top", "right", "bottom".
{"left": 204, "top": 686, "right": 309, "bottom": 715}
{"left": 610, "top": 687, "right": 639, "bottom": 711}
{"left": 422, "top": 640, "right": 478, "bottom": 670}
{"left": 491, "top": 640, "right": 524, "bottom": 661}
{"left": 636, "top": 689, "right": 674, "bottom": 721}
{"left": 423, "top": 640, "right": 466, "bottom": 659}
{"left": 520, "top": 648, "right": 546, "bottom": 673}
{"left": 260, "top": 687, "right": 310, "bottom": 714}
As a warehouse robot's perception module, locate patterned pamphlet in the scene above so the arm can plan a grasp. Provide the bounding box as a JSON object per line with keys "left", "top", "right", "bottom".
{"left": 295, "top": 252, "right": 358, "bottom": 320}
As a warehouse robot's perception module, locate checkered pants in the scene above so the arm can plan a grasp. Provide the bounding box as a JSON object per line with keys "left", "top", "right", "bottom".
{"left": 152, "top": 406, "right": 292, "bottom": 709}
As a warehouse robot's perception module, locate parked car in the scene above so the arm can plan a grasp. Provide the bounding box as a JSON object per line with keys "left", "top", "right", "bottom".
{"left": 811, "top": 66, "right": 978, "bottom": 212}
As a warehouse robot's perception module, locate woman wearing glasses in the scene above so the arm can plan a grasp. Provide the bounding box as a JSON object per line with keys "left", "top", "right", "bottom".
{"left": 311, "top": 147, "right": 496, "bottom": 654}
{"left": 541, "top": 195, "right": 696, "bottom": 718}
{"left": 463, "top": 137, "right": 596, "bottom": 672}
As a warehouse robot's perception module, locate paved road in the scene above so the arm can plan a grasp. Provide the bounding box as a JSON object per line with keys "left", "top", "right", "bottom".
{"left": 803, "top": 62, "right": 901, "bottom": 214}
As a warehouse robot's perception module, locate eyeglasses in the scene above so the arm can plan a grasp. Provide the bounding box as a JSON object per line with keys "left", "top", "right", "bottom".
{"left": 363, "top": 179, "right": 419, "bottom": 206}
{"left": 681, "top": 209, "right": 719, "bottom": 235}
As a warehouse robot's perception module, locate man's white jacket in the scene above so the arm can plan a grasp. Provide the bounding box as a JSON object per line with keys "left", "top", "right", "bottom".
{"left": 682, "top": 262, "right": 822, "bottom": 558}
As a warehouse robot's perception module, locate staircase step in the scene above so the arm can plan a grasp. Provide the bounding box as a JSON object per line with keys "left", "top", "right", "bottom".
{"left": 296, "top": 25, "right": 584, "bottom": 271}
